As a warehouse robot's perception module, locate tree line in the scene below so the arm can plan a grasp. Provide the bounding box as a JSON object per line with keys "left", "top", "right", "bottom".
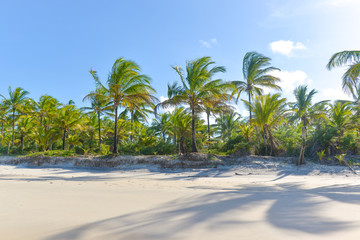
{"left": 1, "top": 50, "right": 359, "bottom": 165}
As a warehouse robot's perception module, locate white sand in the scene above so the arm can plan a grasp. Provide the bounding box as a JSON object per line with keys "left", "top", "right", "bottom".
{"left": 1, "top": 164, "right": 360, "bottom": 240}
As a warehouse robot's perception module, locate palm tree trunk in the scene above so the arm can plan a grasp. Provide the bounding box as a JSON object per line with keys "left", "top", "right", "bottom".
{"left": 248, "top": 91, "right": 252, "bottom": 120}
{"left": 298, "top": 123, "right": 306, "bottom": 165}
{"left": 191, "top": 108, "right": 198, "bottom": 152}
{"left": 12, "top": 108, "right": 15, "bottom": 146}
{"left": 207, "top": 111, "right": 211, "bottom": 141}
{"left": 113, "top": 106, "right": 118, "bottom": 154}
{"left": 180, "top": 136, "right": 185, "bottom": 154}
{"left": 97, "top": 111, "right": 101, "bottom": 155}
{"left": 130, "top": 111, "right": 134, "bottom": 142}
{"left": 62, "top": 129, "right": 66, "bottom": 150}
{"left": 21, "top": 134, "right": 24, "bottom": 153}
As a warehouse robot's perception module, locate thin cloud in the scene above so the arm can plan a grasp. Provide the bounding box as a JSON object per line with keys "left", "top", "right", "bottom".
{"left": 199, "top": 38, "right": 218, "bottom": 48}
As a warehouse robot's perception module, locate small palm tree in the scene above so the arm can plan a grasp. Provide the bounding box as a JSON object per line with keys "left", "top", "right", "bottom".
{"left": 90, "top": 58, "right": 157, "bottom": 154}
{"left": 157, "top": 56, "right": 227, "bottom": 152}
{"left": 53, "top": 105, "right": 82, "bottom": 150}
{"left": 328, "top": 101, "right": 352, "bottom": 136}
{"left": 17, "top": 116, "right": 35, "bottom": 152}
{"left": 289, "top": 85, "right": 328, "bottom": 165}
{"left": 246, "top": 93, "right": 286, "bottom": 156}
{"left": 234, "top": 52, "right": 281, "bottom": 119}
{"left": 0, "top": 87, "right": 30, "bottom": 145}
{"left": 215, "top": 112, "right": 240, "bottom": 141}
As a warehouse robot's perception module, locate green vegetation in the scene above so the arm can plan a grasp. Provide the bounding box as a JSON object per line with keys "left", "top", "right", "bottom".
{"left": 1, "top": 51, "right": 360, "bottom": 164}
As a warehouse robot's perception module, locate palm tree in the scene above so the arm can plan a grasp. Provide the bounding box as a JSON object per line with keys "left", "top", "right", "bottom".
{"left": 0, "top": 87, "right": 29, "bottom": 145}
{"left": 152, "top": 112, "right": 172, "bottom": 141}
{"left": 53, "top": 105, "right": 82, "bottom": 150}
{"left": 234, "top": 52, "right": 281, "bottom": 119}
{"left": 157, "top": 56, "right": 227, "bottom": 152}
{"left": 0, "top": 103, "right": 8, "bottom": 147}
{"left": 245, "top": 93, "right": 286, "bottom": 156}
{"left": 328, "top": 101, "right": 352, "bottom": 135}
{"left": 327, "top": 51, "right": 360, "bottom": 95}
{"left": 215, "top": 112, "right": 240, "bottom": 141}
{"left": 17, "top": 116, "right": 35, "bottom": 152}
{"left": 83, "top": 85, "right": 112, "bottom": 154}
{"left": 90, "top": 58, "right": 157, "bottom": 154}
{"left": 289, "top": 85, "right": 328, "bottom": 165}
{"left": 204, "top": 99, "right": 233, "bottom": 141}
{"left": 34, "top": 95, "right": 60, "bottom": 132}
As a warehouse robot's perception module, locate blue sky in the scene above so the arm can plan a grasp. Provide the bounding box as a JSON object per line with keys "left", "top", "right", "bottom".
{"left": 1, "top": 0, "right": 359, "bottom": 116}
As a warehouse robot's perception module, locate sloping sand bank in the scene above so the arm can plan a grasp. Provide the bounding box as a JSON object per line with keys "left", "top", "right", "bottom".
{"left": 1, "top": 164, "right": 360, "bottom": 240}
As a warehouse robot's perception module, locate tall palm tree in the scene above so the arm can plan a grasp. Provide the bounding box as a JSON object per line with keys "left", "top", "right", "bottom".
{"left": 0, "top": 87, "right": 29, "bottom": 145}
{"left": 245, "top": 93, "right": 286, "bottom": 156}
{"left": 327, "top": 51, "right": 360, "bottom": 95}
{"left": 234, "top": 51, "right": 281, "bottom": 119}
{"left": 83, "top": 85, "right": 112, "bottom": 154}
{"left": 90, "top": 58, "right": 157, "bottom": 154}
{"left": 157, "top": 56, "right": 227, "bottom": 152}
{"left": 289, "top": 85, "right": 328, "bottom": 165}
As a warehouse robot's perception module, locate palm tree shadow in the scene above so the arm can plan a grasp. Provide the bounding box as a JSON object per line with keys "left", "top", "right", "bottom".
{"left": 46, "top": 183, "right": 360, "bottom": 240}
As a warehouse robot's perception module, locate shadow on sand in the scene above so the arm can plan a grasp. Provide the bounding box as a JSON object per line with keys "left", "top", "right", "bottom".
{"left": 44, "top": 183, "right": 360, "bottom": 240}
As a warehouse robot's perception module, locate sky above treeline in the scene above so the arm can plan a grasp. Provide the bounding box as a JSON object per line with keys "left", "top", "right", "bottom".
{"left": 1, "top": 0, "right": 359, "bottom": 116}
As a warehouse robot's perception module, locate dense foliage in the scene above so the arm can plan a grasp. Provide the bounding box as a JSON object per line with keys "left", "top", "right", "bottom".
{"left": 1, "top": 51, "right": 360, "bottom": 164}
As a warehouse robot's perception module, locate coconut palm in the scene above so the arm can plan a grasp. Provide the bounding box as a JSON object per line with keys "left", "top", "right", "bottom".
{"left": 289, "top": 85, "right": 328, "bottom": 165}
{"left": 0, "top": 87, "right": 30, "bottom": 145}
{"left": 34, "top": 95, "right": 60, "bottom": 132}
{"left": 245, "top": 93, "right": 286, "bottom": 156}
{"left": 328, "top": 101, "right": 352, "bottom": 134}
{"left": 215, "top": 112, "right": 240, "bottom": 141}
{"left": 327, "top": 51, "right": 360, "bottom": 95}
{"left": 152, "top": 112, "right": 172, "bottom": 141}
{"left": 157, "top": 56, "right": 227, "bottom": 152}
{"left": 0, "top": 103, "right": 8, "bottom": 147}
{"left": 83, "top": 85, "right": 112, "bottom": 154}
{"left": 90, "top": 58, "right": 157, "bottom": 154}
{"left": 234, "top": 52, "right": 281, "bottom": 119}
{"left": 53, "top": 105, "right": 82, "bottom": 150}
{"left": 17, "top": 116, "right": 35, "bottom": 152}
{"left": 204, "top": 99, "right": 233, "bottom": 141}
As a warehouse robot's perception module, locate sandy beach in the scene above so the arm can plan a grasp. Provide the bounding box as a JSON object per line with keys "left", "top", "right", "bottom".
{"left": 1, "top": 163, "right": 360, "bottom": 240}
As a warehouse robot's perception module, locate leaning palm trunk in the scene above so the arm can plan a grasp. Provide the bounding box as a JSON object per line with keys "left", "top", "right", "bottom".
{"left": 298, "top": 124, "right": 306, "bottom": 165}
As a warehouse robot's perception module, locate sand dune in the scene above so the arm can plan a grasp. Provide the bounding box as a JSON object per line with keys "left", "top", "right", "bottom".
{"left": 1, "top": 164, "right": 360, "bottom": 240}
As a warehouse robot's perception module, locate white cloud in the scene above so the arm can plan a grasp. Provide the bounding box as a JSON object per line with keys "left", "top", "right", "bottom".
{"left": 270, "top": 40, "right": 307, "bottom": 56}
{"left": 199, "top": 38, "right": 218, "bottom": 48}
{"left": 316, "top": 86, "right": 353, "bottom": 102}
{"left": 270, "top": 70, "right": 312, "bottom": 95}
